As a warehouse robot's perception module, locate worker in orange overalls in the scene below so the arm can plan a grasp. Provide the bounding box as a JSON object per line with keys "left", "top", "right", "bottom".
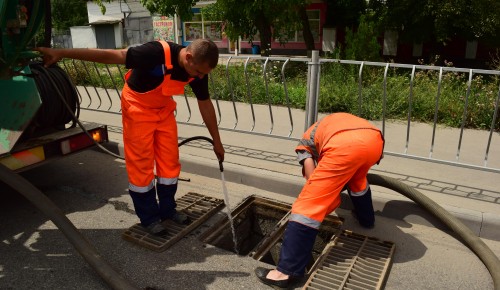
{"left": 255, "top": 112, "right": 384, "bottom": 289}
{"left": 35, "top": 39, "right": 224, "bottom": 236}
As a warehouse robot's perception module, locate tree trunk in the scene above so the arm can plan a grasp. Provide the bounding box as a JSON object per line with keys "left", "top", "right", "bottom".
{"left": 254, "top": 11, "right": 273, "bottom": 56}
{"left": 298, "top": 6, "right": 315, "bottom": 51}
{"left": 44, "top": 0, "right": 52, "bottom": 47}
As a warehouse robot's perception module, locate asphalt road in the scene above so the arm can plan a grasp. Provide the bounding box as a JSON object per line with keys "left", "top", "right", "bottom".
{"left": 1, "top": 149, "right": 499, "bottom": 290}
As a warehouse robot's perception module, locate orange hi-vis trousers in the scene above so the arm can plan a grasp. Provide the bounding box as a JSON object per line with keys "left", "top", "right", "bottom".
{"left": 121, "top": 90, "right": 180, "bottom": 193}
{"left": 121, "top": 41, "right": 191, "bottom": 193}
{"left": 291, "top": 128, "right": 384, "bottom": 227}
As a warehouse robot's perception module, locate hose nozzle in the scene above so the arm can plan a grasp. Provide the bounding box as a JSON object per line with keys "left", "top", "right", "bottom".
{"left": 219, "top": 160, "right": 224, "bottom": 172}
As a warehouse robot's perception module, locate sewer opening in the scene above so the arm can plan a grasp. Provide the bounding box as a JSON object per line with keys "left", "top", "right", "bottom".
{"left": 202, "top": 198, "right": 288, "bottom": 256}
{"left": 200, "top": 195, "right": 343, "bottom": 271}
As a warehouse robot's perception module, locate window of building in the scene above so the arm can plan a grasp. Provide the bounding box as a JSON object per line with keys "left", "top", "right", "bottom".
{"left": 412, "top": 42, "right": 423, "bottom": 57}
{"left": 204, "top": 22, "right": 222, "bottom": 40}
{"left": 383, "top": 30, "right": 398, "bottom": 56}
{"left": 183, "top": 12, "right": 222, "bottom": 42}
{"left": 275, "top": 10, "right": 320, "bottom": 43}
{"left": 242, "top": 31, "right": 260, "bottom": 43}
{"left": 465, "top": 40, "right": 478, "bottom": 59}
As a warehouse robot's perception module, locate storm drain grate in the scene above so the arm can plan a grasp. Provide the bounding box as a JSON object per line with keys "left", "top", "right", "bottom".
{"left": 302, "top": 230, "right": 395, "bottom": 290}
{"left": 122, "top": 192, "right": 224, "bottom": 252}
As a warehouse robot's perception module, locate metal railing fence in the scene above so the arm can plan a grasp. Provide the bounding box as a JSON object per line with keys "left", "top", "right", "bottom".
{"left": 61, "top": 51, "right": 500, "bottom": 173}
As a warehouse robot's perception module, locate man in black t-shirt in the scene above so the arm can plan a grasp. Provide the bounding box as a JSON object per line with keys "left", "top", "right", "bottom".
{"left": 36, "top": 39, "right": 224, "bottom": 236}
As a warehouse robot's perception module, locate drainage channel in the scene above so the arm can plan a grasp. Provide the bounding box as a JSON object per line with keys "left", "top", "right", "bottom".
{"left": 303, "top": 230, "right": 395, "bottom": 290}
{"left": 122, "top": 192, "right": 224, "bottom": 252}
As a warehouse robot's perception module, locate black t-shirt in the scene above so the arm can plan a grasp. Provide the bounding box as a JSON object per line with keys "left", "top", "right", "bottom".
{"left": 125, "top": 41, "right": 209, "bottom": 100}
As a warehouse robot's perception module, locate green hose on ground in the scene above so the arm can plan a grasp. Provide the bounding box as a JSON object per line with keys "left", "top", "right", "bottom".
{"left": 368, "top": 173, "right": 500, "bottom": 290}
{"left": 0, "top": 163, "right": 139, "bottom": 290}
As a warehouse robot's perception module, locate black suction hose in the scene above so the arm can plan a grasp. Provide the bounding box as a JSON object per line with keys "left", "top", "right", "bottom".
{"left": 0, "top": 164, "right": 139, "bottom": 290}
{"left": 368, "top": 173, "right": 500, "bottom": 290}
{"left": 34, "top": 63, "right": 124, "bottom": 160}
{"left": 30, "top": 62, "right": 79, "bottom": 130}
{"left": 178, "top": 136, "right": 224, "bottom": 172}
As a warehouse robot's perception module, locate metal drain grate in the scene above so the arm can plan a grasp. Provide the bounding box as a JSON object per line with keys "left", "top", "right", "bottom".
{"left": 122, "top": 192, "right": 224, "bottom": 252}
{"left": 302, "top": 230, "right": 395, "bottom": 290}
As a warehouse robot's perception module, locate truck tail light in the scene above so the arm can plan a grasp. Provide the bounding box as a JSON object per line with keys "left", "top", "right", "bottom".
{"left": 60, "top": 129, "right": 105, "bottom": 155}
{"left": 0, "top": 146, "right": 45, "bottom": 170}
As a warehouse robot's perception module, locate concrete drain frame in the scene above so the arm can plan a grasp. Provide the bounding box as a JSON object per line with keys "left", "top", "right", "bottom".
{"left": 122, "top": 192, "right": 224, "bottom": 252}
{"left": 199, "top": 195, "right": 344, "bottom": 269}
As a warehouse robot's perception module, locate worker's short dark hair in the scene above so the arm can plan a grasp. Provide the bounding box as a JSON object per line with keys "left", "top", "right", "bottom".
{"left": 187, "top": 39, "right": 219, "bottom": 68}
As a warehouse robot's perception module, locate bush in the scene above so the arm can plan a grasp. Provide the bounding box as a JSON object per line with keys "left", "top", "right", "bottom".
{"left": 344, "top": 15, "right": 381, "bottom": 61}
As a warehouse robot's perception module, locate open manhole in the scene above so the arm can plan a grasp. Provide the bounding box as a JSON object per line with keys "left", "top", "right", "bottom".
{"left": 122, "top": 192, "right": 224, "bottom": 252}
{"left": 303, "top": 230, "right": 395, "bottom": 290}
{"left": 199, "top": 195, "right": 344, "bottom": 271}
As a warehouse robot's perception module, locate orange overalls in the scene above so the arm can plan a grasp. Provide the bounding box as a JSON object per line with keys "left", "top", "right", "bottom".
{"left": 121, "top": 40, "right": 193, "bottom": 193}
{"left": 291, "top": 112, "right": 384, "bottom": 227}
{"left": 276, "top": 113, "right": 384, "bottom": 277}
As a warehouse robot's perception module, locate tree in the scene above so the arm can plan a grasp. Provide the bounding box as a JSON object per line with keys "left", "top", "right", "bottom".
{"left": 51, "top": 0, "right": 88, "bottom": 31}
{"left": 139, "top": 0, "right": 198, "bottom": 21}
{"left": 297, "top": 4, "right": 315, "bottom": 51}
{"left": 368, "top": 0, "right": 500, "bottom": 45}
{"left": 44, "top": 0, "right": 52, "bottom": 47}
{"left": 344, "top": 15, "right": 381, "bottom": 61}
{"left": 203, "top": 0, "right": 315, "bottom": 56}
{"left": 324, "top": 0, "right": 367, "bottom": 28}
{"left": 94, "top": 0, "right": 197, "bottom": 21}
{"left": 95, "top": 0, "right": 317, "bottom": 55}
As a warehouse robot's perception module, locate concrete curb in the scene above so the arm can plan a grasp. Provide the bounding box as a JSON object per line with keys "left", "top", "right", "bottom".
{"left": 99, "top": 141, "right": 500, "bottom": 241}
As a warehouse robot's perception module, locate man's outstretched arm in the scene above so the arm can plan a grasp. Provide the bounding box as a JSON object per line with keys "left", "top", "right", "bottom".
{"left": 34, "top": 47, "right": 128, "bottom": 67}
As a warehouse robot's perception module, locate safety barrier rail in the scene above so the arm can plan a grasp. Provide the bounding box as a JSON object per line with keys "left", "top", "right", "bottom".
{"left": 61, "top": 52, "right": 500, "bottom": 173}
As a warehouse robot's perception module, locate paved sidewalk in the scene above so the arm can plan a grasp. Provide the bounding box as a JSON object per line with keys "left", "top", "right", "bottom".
{"left": 79, "top": 103, "right": 500, "bottom": 242}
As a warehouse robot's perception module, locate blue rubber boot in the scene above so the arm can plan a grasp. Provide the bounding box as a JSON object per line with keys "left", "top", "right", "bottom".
{"left": 157, "top": 183, "right": 190, "bottom": 225}
{"left": 276, "top": 221, "right": 319, "bottom": 277}
{"left": 128, "top": 188, "right": 161, "bottom": 227}
{"left": 349, "top": 187, "right": 375, "bottom": 228}
{"left": 156, "top": 183, "right": 177, "bottom": 220}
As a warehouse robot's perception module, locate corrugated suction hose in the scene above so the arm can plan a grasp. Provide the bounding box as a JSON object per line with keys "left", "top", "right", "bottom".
{"left": 368, "top": 173, "right": 500, "bottom": 290}
{"left": 0, "top": 163, "right": 139, "bottom": 290}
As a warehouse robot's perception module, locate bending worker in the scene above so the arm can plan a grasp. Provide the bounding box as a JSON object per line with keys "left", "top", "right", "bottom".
{"left": 255, "top": 112, "right": 384, "bottom": 289}
{"left": 35, "top": 39, "right": 224, "bottom": 236}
